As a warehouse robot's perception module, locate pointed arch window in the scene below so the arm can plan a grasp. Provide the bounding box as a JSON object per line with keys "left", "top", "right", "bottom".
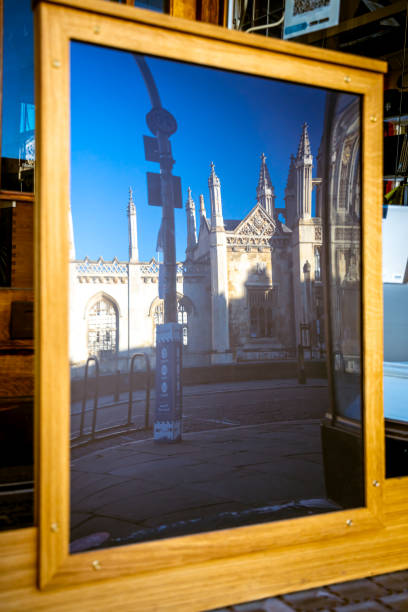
{"left": 87, "top": 297, "right": 118, "bottom": 357}
{"left": 153, "top": 298, "right": 189, "bottom": 346}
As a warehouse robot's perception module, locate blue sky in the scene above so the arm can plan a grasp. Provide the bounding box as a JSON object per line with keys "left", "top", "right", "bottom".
{"left": 71, "top": 42, "right": 331, "bottom": 262}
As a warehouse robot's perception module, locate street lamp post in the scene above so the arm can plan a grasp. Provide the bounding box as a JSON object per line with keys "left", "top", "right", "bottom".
{"left": 134, "top": 55, "right": 183, "bottom": 442}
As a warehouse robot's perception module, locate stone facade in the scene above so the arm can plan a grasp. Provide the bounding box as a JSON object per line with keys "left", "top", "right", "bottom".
{"left": 69, "top": 122, "right": 328, "bottom": 376}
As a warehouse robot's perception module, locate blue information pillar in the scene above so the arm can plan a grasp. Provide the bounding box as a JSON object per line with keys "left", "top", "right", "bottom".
{"left": 154, "top": 322, "right": 183, "bottom": 442}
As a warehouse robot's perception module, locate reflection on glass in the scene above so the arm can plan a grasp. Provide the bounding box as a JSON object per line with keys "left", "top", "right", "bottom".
{"left": 1, "top": 0, "right": 34, "bottom": 192}
{"left": 69, "top": 43, "right": 363, "bottom": 553}
{"left": 318, "top": 94, "right": 364, "bottom": 508}
{"left": 326, "top": 94, "right": 362, "bottom": 421}
{"left": 383, "top": 205, "right": 408, "bottom": 477}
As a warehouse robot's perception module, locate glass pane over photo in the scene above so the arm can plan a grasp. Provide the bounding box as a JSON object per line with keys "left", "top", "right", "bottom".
{"left": 69, "top": 42, "right": 364, "bottom": 553}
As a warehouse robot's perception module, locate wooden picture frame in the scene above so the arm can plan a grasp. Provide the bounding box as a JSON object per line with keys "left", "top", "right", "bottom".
{"left": 27, "top": 0, "right": 406, "bottom": 608}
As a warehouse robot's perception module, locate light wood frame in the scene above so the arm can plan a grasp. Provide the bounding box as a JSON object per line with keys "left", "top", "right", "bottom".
{"left": 18, "top": 0, "right": 408, "bottom": 608}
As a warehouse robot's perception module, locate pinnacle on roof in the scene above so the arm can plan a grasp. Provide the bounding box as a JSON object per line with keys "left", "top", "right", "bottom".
{"left": 208, "top": 161, "right": 220, "bottom": 186}
{"left": 127, "top": 186, "right": 136, "bottom": 214}
{"left": 186, "top": 186, "right": 195, "bottom": 209}
{"left": 257, "top": 152, "right": 275, "bottom": 195}
{"left": 199, "top": 194, "right": 206, "bottom": 218}
{"left": 296, "top": 122, "right": 312, "bottom": 159}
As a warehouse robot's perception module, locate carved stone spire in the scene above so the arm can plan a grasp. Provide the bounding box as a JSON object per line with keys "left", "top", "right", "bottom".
{"left": 199, "top": 194, "right": 206, "bottom": 219}
{"left": 208, "top": 162, "right": 224, "bottom": 230}
{"left": 185, "top": 186, "right": 197, "bottom": 256}
{"left": 297, "top": 123, "right": 312, "bottom": 159}
{"left": 295, "top": 123, "right": 313, "bottom": 219}
{"left": 128, "top": 186, "right": 139, "bottom": 262}
{"left": 256, "top": 152, "right": 275, "bottom": 218}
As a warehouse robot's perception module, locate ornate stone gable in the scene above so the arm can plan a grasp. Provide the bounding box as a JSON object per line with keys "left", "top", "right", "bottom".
{"left": 226, "top": 204, "right": 276, "bottom": 247}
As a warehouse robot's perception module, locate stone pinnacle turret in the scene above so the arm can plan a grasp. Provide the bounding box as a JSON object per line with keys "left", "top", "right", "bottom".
{"left": 128, "top": 186, "right": 139, "bottom": 262}
{"left": 185, "top": 186, "right": 197, "bottom": 256}
{"left": 256, "top": 152, "right": 276, "bottom": 218}
{"left": 208, "top": 162, "right": 224, "bottom": 230}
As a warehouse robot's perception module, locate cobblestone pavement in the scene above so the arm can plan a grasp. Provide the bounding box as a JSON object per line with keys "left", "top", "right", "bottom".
{"left": 209, "top": 570, "right": 408, "bottom": 612}
{"left": 71, "top": 378, "right": 329, "bottom": 438}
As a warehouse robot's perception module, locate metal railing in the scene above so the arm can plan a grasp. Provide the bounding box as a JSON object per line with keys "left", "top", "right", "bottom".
{"left": 79, "top": 356, "right": 100, "bottom": 438}
{"left": 74, "top": 352, "right": 151, "bottom": 443}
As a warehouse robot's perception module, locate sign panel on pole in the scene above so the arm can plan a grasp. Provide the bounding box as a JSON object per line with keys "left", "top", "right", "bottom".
{"left": 154, "top": 322, "right": 183, "bottom": 442}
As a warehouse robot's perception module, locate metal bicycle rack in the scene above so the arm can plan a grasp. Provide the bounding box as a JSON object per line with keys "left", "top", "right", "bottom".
{"left": 128, "top": 352, "right": 151, "bottom": 429}
{"left": 79, "top": 356, "right": 100, "bottom": 438}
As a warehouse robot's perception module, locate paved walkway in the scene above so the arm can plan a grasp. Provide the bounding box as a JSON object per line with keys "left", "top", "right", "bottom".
{"left": 71, "top": 416, "right": 336, "bottom": 547}
{"left": 210, "top": 571, "right": 408, "bottom": 611}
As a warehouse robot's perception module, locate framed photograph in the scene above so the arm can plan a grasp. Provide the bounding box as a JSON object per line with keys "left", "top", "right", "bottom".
{"left": 35, "top": 0, "right": 388, "bottom": 606}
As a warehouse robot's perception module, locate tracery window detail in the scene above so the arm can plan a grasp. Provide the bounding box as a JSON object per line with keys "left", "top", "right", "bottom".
{"left": 153, "top": 299, "right": 189, "bottom": 345}
{"left": 87, "top": 298, "right": 118, "bottom": 357}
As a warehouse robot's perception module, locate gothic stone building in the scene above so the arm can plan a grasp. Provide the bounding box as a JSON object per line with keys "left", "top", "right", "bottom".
{"left": 69, "top": 122, "right": 326, "bottom": 375}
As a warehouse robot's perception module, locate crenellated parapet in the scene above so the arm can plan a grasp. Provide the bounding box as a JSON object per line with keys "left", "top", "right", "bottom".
{"left": 75, "top": 257, "right": 128, "bottom": 284}
{"left": 74, "top": 255, "right": 208, "bottom": 285}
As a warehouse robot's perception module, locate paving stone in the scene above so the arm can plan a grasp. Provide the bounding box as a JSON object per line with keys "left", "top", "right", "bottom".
{"left": 333, "top": 602, "right": 391, "bottom": 611}
{"left": 329, "top": 578, "right": 388, "bottom": 602}
{"left": 97, "top": 484, "right": 230, "bottom": 522}
{"left": 70, "top": 511, "right": 91, "bottom": 529}
{"left": 70, "top": 471, "right": 126, "bottom": 503}
{"left": 260, "top": 598, "right": 296, "bottom": 611}
{"left": 74, "top": 477, "right": 164, "bottom": 512}
{"left": 231, "top": 604, "right": 268, "bottom": 612}
{"left": 373, "top": 570, "right": 408, "bottom": 592}
{"left": 282, "top": 587, "right": 344, "bottom": 610}
{"left": 231, "top": 598, "right": 294, "bottom": 612}
{"left": 70, "top": 514, "right": 144, "bottom": 542}
{"left": 381, "top": 591, "right": 408, "bottom": 610}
